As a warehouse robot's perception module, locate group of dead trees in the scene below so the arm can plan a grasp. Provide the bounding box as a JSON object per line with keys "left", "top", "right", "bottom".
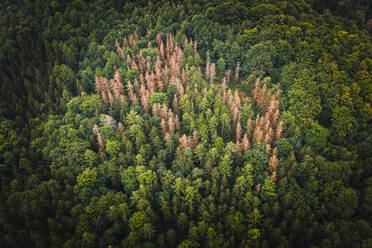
{"left": 94, "top": 33, "right": 283, "bottom": 182}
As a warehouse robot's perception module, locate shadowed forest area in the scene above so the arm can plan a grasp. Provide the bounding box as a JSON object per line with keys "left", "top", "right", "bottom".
{"left": 0, "top": 0, "right": 371, "bottom": 247}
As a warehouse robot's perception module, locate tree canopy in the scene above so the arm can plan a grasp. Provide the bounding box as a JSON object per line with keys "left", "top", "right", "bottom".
{"left": 0, "top": 0, "right": 371, "bottom": 247}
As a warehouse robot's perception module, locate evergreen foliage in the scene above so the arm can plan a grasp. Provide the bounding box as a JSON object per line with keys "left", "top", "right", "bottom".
{"left": 0, "top": 0, "right": 371, "bottom": 247}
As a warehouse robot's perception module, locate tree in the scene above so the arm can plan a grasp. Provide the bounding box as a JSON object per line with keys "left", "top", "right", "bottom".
{"left": 261, "top": 177, "right": 277, "bottom": 203}
{"left": 330, "top": 106, "right": 355, "bottom": 144}
{"left": 80, "top": 94, "right": 106, "bottom": 117}
{"left": 150, "top": 92, "right": 167, "bottom": 107}
{"left": 218, "top": 155, "right": 233, "bottom": 179}
{"left": 243, "top": 43, "right": 273, "bottom": 77}
{"left": 82, "top": 232, "right": 97, "bottom": 248}
{"left": 106, "top": 140, "right": 120, "bottom": 159}
{"left": 127, "top": 211, "right": 153, "bottom": 246}
{"left": 120, "top": 166, "right": 138, "bottom": 194}
{"left": 76, "top": 167, "right": 99, "bottom": 203}
{"left": 305, "top": 121, "right": 329, "bottom": 151}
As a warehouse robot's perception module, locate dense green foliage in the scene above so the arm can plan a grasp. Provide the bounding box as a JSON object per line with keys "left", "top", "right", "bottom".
{"left": 0, "top": 0, "right": 371, "bottom": 247}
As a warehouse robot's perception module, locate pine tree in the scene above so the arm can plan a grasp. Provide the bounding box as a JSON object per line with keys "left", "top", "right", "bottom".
{"left": 210, "top": 63, "right": 216, "bottom": 83}
{"left": 110, "top": 71, "right": 124, "bottom": 99}
{"left": 276, "top": 121, "right": 283, "bottom": 141}
{"left": 173, "top": 95, "right": 179, "bottom": 113}
{"left": 152, "top": 103, "right": 161, "bottom": 116}
{"left": 175, "top": 115, "right": 180, "bottom": 130}
{"left": 264, "top": 112, "right": 271, "bottom": 129}
{"left": 246, "top": 118, "right": 252, "bottom": 138}
{"left": 242, "top": 134, "right": 250, "bottom": 152}
{"left": 168, "top": 113, "right": 175, "bottom": 134}
{"left": 92, "top": 124, "right": 105, "bottom": 150}
{"left": 252, "top": 77, "right": 261, "bottom": 100}
{"left": 205, "top": 53, "right": 210, "bottom": 80}
{"left": 176, "top": 45, "right": 183, "bottom": 67}
{"left": 179, "top": 134, "right": 192, "bottom": 152}
{"left": 107, "top": 88, "right": 114, "bottom": 107}
{"left": 253, "top": 124, "right": 263, "bottom": 144}
{"left": 234, "top": 63, "right": 240, "bottom": 82}
{"left": 233, "top": 90, "right": 241, "bottom": 108}
{"left": 177, "top": 83, "right": 185, "bottom": 98}
{"left": 161, "top": 104, "right": 168, "bottom": 119}
{"left": 182, "top": 66, "right": 189, "bottom": 86}
{"left": 226, "top": 88, "right": 233, "bottom": 108}
{"left": 269, "top": 148, "right": 278, "bottom": 182}
{"left": 236, "top": 120, "right": 242, "bottom": 142}
{"left": 265, "top": 143, "right": 271, "bottom": 155}
{"left": 265, "top": 127, "right": 273, "bottom": 144}
{"left": 161, "top": 118, "right": 167, "bottom": 136}
{"left": 115, "top": 39, "right": 124, "bottom": 58}
{"left": 138, "top": 52, "right": 146, "bottom": 75}
{"left": 141, "top": 91, "right": 150, "bottom": 112}
{"left": 160, "top": 40, "right": 165, "bottom": 61}
{"left": 95, "top": 77, "right": 109, "bottom": 103}
{"left": 267, "top": 97, "right": 276, "bottom": 114}
{"left": 134, "top": 79, "right": 140, "bottom": 93}
{"left": 272, "top": 109, "right": 280, "bottom": 127}
{"left": 127, "top": 81, "right": 138, "bottom": 106}
{"left": 232, "top": 106, "right": 239, "bottom": 123}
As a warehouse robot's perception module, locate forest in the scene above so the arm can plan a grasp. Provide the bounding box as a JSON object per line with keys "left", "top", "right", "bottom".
{"left": 0, "top": 0, "right": 371, "bottom": 247}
